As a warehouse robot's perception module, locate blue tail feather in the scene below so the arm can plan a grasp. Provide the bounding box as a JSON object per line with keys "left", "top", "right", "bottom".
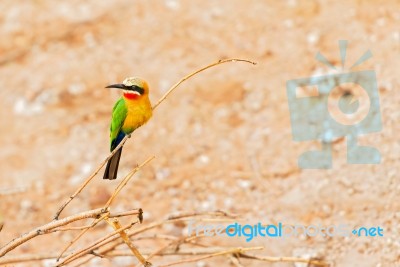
{"left": 111, "top": 131, "right": 126, "bottom": 151}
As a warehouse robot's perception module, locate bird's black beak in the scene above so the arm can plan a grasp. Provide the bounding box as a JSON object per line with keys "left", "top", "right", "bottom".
{"left": 105, "top": 84, "right": 128, "bottom": 90}
{"left": 106, "top": 84, "right": 145, "bottom": 95}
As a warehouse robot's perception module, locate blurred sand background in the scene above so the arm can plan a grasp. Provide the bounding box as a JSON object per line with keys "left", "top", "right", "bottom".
{"left": 0, "top": 0, "right": 399, "bottom": 266}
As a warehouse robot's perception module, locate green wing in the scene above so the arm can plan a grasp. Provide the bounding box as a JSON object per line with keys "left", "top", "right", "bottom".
{"left": 109, "top": 98, "right": 127, "bottom": 151}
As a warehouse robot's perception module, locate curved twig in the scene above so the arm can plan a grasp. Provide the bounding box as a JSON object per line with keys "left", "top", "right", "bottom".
{"left": 0, "top": 208, "right": 109, "bottom": 257}
{"left": 152, "top": 58, "right": 256, "bottom": 110}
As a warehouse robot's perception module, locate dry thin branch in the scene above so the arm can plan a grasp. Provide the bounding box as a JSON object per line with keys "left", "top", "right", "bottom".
{"left": 110, "top": 209, "right": 143, "bottom": 219}
{"left": 135, "top": 233, "right": 207, "bottom": 267}
{"left": 56, "top": 213, "right": 109, "bottom": 261}
{"left": 167, "top": 210, "right": 237, "bottom": 220}
{"left": 104, "top": 156, "right": 155, "bottom": 208}
{"left": 0, "top": 253, "right": 58, "bottom": 265}
{"left": 127, "top": 210, "right": 234, "bottom": 240}
{"left": 158, "top": 247, "right": 264, "bottom": 267}
{"left": 56, "top": 155, "right": 152, "bottom": 261}
{"left": 0, "top": 208, "right": 108, "bottom": 257}
{"left": 132, "top": 234, "right": 179, "bottom": 242}
{"left": 109, "top": 247, "right": 255, "bottom": 257}
{"left": 53, "top": 135, "right": 129, "bottom": 220}
{"left": 228, "top": 254, "right": 245, "bottom": 267}
{"left": 56, "top": 156, "right": 151, "bottom": 263}
{"left": 152, "top": 58, "right": 256, "bottom": 110}
{"left": 53, "top": 209, "right": 141, "bottom": 232}
{"left": 107, "top": 218, "right": 151, "bottom": 267}
{"left": 50, "top": 225, "right": 95, "bottom": 232}
{"left": 239, "top": 253, "right": 330, "bottom": 266}
{"left": 56, "top": 221, "right": 138, "bottom": 266}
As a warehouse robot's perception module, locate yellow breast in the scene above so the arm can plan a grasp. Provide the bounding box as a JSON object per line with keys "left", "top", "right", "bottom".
{"left": 122, "top": 97, "right": 152, "bottom": 134}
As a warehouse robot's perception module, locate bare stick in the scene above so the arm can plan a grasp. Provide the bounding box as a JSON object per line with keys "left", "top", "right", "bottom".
{"left": 112, "top": 247, "right": 258, "bottom": 257}
{"left": 239, "top": 254, "right": 330, "bottom": 266}
{"left": 57, "top": 222, "right": 137, "bottom": 266}
{"left": 228, "top": 254, "right": 245, "bottom": 267}
{"left": 0, "top": 253, "right": 59, "bottom": 265}
{"left": 56, "top": 213, "right": 109, "bottom": 261}
{"left": 107, "top": 218, "right": 151, "bottom": 266}
{"left": 132, "top": 234, "right": 179, "bottom": 242}
{"left": 0, "top": 208, "right": 108, "bottom": 257}
{"left": 167, "top": 210, "right": 236, "bottom": 220}
{"left": 152, "top": 58, "right": 256, "bottom": 110}
{"left": 57, "top": 155, "right": 151, "bottom": 261}
{"left": 158, "top": 247, "right": 264, "bottom": 267}
{"left": 50, "top": 209, "right": 141, "bottom": 233}
{"left": 135, "top": 233, "right": 208, "bottom": 267}
{"left": 104, "top": 156, "right": 155, "bottom": 208}
{"left": 50, "top": 225, "right": 96, "bottom": 232}
{"left": 110, "top": 209, "right": 143, "bottom": 219}
{"left": 53, "top": 136, "right": 129, "bottom": 220}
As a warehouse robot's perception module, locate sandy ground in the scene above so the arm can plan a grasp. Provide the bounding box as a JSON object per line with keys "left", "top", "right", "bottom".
{"left": 0, "top": 0, "right": 399, "bottom": 266}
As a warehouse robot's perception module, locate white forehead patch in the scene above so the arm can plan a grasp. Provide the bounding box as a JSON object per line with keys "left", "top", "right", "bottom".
{"left": 123, "top": 77, "right": 140, "bottom": 87}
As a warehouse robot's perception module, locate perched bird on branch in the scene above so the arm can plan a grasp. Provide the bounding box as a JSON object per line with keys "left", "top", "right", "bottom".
{"left": 103, "top": 77, "right": 152, "bottom": 180}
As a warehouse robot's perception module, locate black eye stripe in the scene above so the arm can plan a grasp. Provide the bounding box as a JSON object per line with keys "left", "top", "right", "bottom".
{"left": 129, "top": 85, "right": 145, "bottom": 95}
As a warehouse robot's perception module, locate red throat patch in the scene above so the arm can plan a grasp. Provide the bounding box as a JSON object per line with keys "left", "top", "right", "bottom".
{"left": 123, "top": 92, "right": 140, "bottom": 100}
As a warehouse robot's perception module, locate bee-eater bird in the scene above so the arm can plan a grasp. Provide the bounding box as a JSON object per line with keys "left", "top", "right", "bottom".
{"left": 103, "top": 77, "right": 152, "bottom": 180}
